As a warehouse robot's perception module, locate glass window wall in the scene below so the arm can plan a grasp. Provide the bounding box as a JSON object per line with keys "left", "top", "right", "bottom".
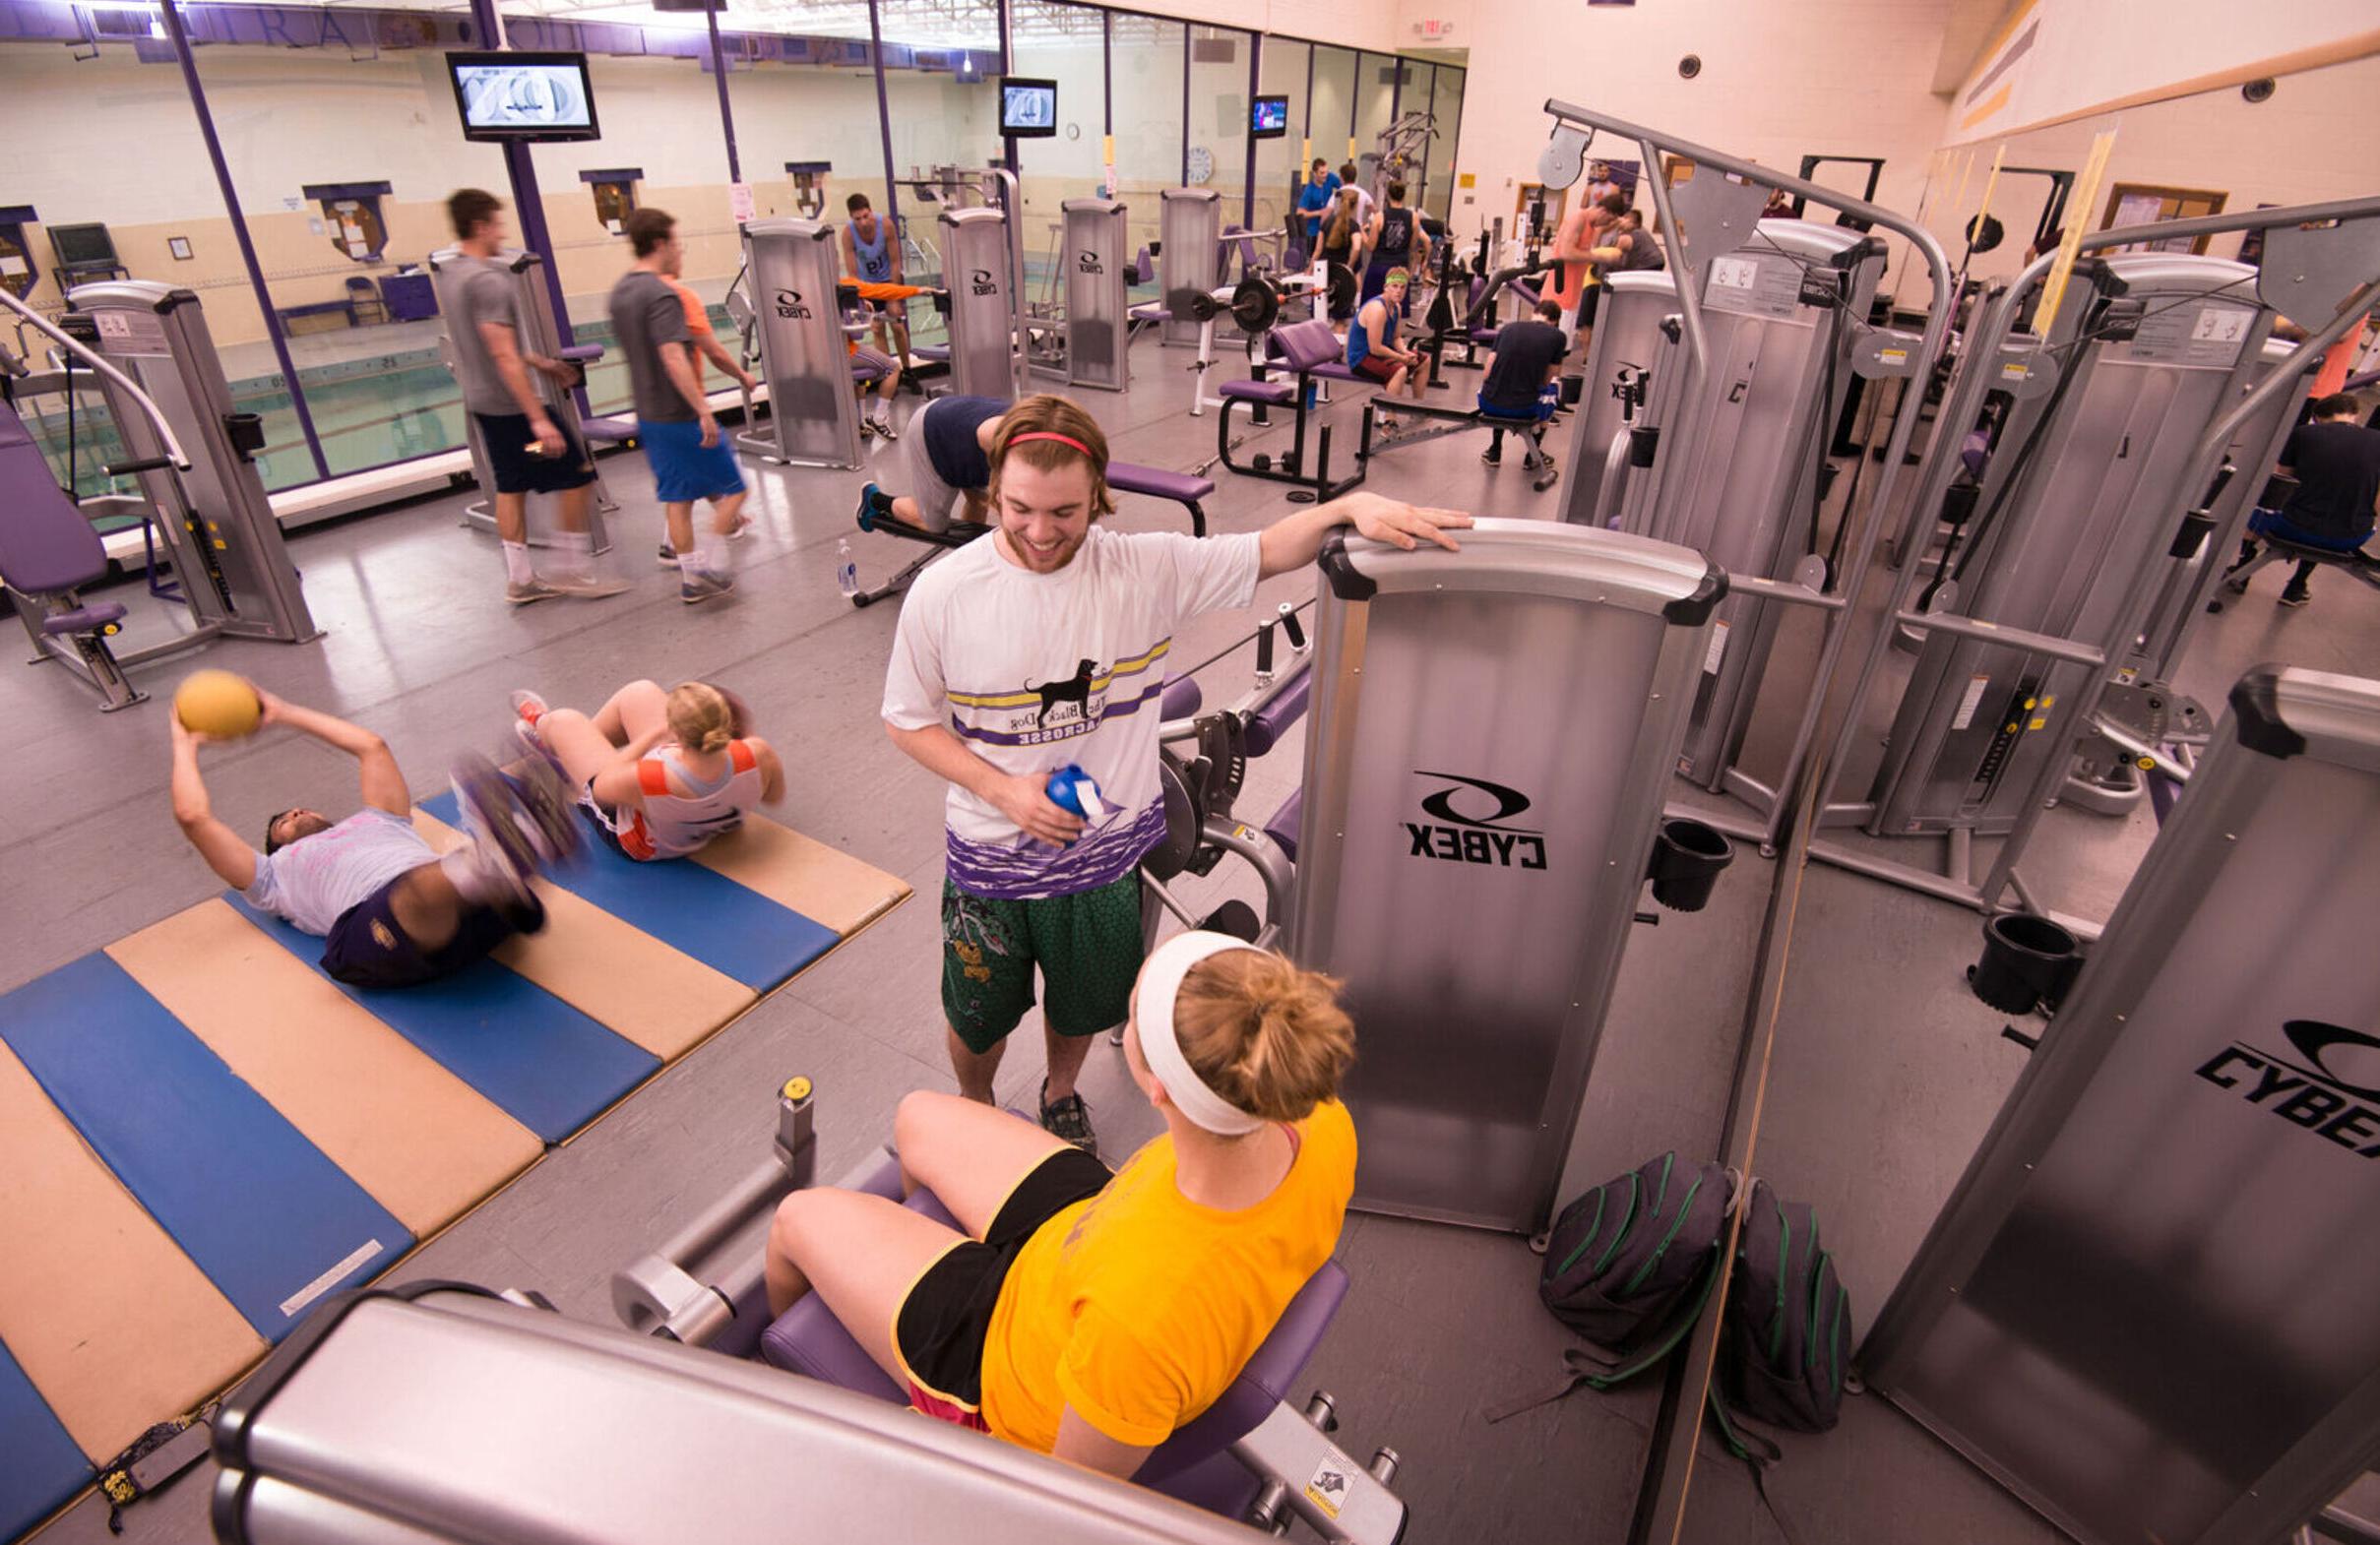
{"left": 12, "top": 5, "right": 1460, "bottom": 495}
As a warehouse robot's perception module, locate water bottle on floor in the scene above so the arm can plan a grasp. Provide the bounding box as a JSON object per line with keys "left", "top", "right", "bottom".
{"left": 836, "top": 539, "right": 858, "bottom": 598}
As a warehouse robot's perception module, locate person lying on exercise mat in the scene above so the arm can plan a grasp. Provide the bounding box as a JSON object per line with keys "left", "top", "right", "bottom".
{"left": 510, "top": 678, "right": 783, "bottom": 860}
{"left": 1478, "top": 299, "right": 1569, "bottom": 467}
{"left": 763, "top": 931, "right": 1357, "bottom": 1477}
{"left": 1347, "top": 269, "right": 1427, "bottom": 432}
{"left": 853, "top": 393, "right": 1011, "bottom": 534}
{"left": 170, "top": 692, "right": 581, "bottom": 988}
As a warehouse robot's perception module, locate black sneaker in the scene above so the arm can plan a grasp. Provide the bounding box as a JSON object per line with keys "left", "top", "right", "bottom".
{"left": 1039, "top": 1079, "right": 1097, "bottom": 1154}
{"left": 1480, "top": 446, "right": 1502, "bottom": 465}
{"left": 657, "top": 541, "right": 677, "bottom": 566}
{"left": 2279, "top": 587, "right": 2311, "bottom": 609}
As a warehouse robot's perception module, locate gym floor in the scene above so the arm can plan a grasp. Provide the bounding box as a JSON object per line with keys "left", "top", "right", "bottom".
{"left": 10, "top": 321, "right": 2373, "bottom": 1544}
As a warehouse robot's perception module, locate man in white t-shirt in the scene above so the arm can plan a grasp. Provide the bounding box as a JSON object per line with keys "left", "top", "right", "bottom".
{"left": 882, "top": 393, "right": 1468, "bottom": 1149}
{"left": 170, "top": 689, "right": 582, "bottom": 988}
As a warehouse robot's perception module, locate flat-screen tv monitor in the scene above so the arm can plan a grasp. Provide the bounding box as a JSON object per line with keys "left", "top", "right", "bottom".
{"left": 447, "top": 51, "right": 600, "bottom": 143}
{"left": 47, "top": 222, "right": 120, "bottom": 271}
{"left": 1251, "top": 94, "right": 1289, "bottom": 139}
{"left": 1000, "top": 77, "right": 1057, "bottom": 138}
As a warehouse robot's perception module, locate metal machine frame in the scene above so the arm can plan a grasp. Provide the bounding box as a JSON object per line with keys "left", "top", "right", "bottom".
{"left": 1805, "top": 196, "right": 2380, "bottom": 928}
{"left": 735, "top": 217, "right": 869, "bottom": 470}
{"left": 1861, "top": 667, "right": 2380, "bottom": 1545}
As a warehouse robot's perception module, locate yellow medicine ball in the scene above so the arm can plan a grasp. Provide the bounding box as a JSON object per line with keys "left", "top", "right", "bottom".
{"left": 174, "top": 669, "right": 263, "bottom": 737}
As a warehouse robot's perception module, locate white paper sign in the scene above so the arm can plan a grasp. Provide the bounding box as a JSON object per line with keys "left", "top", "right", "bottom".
{"left": 729, "top": 182, "right": 756, "bottom": 223}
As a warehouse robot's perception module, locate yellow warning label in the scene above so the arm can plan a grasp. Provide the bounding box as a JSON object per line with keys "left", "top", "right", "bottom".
{"left": 1304, "top": 1457, "right": 1350, "bottom": 1518}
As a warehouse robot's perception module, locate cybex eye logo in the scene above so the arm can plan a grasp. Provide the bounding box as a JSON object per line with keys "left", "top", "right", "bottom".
{"left": 971, "top": 267, "right": 999, "bottom": 296}
{"left": 2196, "top": 1020, "right": 2380, "bottom": 1159}
{"left": 1405, "top": 771, "right": 1545, "bottom": 869}
{"left": 1077, "top": 249, "right": 1103, "bottom": 274}
{"left": 773, "top": 286, "right": 811, "bottom": 320}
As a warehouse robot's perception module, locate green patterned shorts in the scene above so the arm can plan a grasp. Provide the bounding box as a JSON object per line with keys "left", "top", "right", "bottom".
{"left": 940, "top": 872, "right": 1145, "bottom": 1053}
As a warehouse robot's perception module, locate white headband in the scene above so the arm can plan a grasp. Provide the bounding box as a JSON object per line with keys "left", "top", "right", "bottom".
{"left": 1134, "top": 931, "right": 1269, "bottom": 1137}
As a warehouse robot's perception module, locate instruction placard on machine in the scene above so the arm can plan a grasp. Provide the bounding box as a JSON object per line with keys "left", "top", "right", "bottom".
{"left": 93, "top": 308, "right": 171, "bottom": 358}
{"left": 1703, "top": 252, "right": 1802, "bottom": 321}
{"left": 2118, "top": 300, "right": 2256, "bottom": 368}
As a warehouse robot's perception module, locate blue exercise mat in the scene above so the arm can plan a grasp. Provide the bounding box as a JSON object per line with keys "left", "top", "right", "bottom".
{"left": 0, "top": 956, "right": 407, "bottom": 1340}
{"left": 0, "top": 1338, "right": 91, "bottom": 1544}
{"left": 421, "top": 789, "right": 839, "bottom": 991}
{"left": 226, "top": 896, "right": 658, "bottom": 1144}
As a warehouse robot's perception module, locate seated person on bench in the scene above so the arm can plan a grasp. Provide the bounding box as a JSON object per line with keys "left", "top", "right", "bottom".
{"left": 1347, "top": 269, "right": 1426, "bottom": 432}
{"left": 1477, "top": 300, "right": 1569, "bottom": 467}
{"left": 762, "top": 931, "right": 1357, "bottom": 1477}
{"left": 510, "top": 679, "right": 783, "bottom": 860}
{"left": 171, "top": 692, "right": 582, "bottom": 988}
{"left": 856, "top": 393, "right": 1011, "bottom": 534}
{"left": 2231, "top": 392, "right": 2380, "bottom": 609}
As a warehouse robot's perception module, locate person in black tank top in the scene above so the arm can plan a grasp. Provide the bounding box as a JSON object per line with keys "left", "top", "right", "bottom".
{"left": 1361, "top": 181, "right": 1431, "bottom": 313}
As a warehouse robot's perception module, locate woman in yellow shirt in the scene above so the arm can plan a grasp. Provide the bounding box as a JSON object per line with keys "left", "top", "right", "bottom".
{"left": 763, "top": 931, "right": 1358, "bottom": 1477}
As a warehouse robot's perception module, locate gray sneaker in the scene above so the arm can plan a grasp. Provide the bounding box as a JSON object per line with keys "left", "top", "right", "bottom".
{"left": 506, "top": 578, "right": 563, "bottom": 605}
{"left": 680, "top": 571, "right": 736, "bottom": 605}
{"left": 1039, "top": 1080, "right": 1097, "bottom": 1154}
{"left": 544, "top": 571, "right": 631, "bottom": 599}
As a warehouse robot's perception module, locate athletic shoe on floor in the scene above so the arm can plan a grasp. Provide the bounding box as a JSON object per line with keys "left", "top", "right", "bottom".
{"left": 509, "top": 690, "right": 550, "bottom": 759}
{"left": 856, "top": 482, "right": 893, "bottom": 532}
{"left": 1039, "top": 1079, "right": 1097, "bottom": 1154}
{"left": 657, "top": 541, "right": 678, "bottom": 566}
{"left": 1480, "top": 445, "right": 1502, "bottom": 465}
{"left": 871, "top": 415, "right": 900, "bottom": 442}
{"left": 2279, "top": 587, "right": 2311, "bottom": 608}
{"left": 858, "top": 418, "right": 878, "bottom": 440}
{"left": 681, "top": 571, "right": 736, "bottom": 605}
{"left": 506, "top": 578, "right": 563, "bottom": 605}
{"left": 544, "top": 572, "right": 631, "bottom": 599}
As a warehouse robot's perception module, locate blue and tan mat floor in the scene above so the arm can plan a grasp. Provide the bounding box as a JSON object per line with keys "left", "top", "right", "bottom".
{"left": 0, "top": 800, "right": 909, "bottom": 1541}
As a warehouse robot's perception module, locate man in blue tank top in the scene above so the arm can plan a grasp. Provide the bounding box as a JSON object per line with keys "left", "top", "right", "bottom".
{"left": 842, "top": 192, "right": 910, "bottom": 377}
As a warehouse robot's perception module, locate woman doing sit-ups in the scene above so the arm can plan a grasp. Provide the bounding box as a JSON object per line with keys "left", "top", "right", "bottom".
{"left": 510, "top": 678, "right": 784, "bottom": 859}
{"left": 763, "top": 931, "right": 1358, "bottom": 1477}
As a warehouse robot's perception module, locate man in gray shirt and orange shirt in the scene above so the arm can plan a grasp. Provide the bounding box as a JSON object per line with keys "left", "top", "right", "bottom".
{"left": 607, "top": 208, "right": 748, "bottom": 604}
{"left": 443, "top": 189, "right": 625, "bottom": 605}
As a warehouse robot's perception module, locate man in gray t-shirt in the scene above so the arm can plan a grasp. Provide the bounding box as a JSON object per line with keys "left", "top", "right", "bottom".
{"left": 607, "top": 208, "right": 748, "bottom": 603}
{"left": 442, "top": 188, "right": 625, "bottom": 606}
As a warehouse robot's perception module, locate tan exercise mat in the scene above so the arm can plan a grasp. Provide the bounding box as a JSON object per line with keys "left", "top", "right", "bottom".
{"left": 0, "top": 1041, "right": 266, "bottom": 1462}
{"left": 412, "top": 812, "right": 754, "bottom": 1058}
{"left": 693, "top": 815, "right": 912, "bottom": 938}
{"left": 106, "top": 900, "right": 542, "bottom": 1239}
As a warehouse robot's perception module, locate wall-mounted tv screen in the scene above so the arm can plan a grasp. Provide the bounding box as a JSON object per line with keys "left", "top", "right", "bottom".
{"left": 448, "top": 51, "right": 600, "bottom": 143}
{"left": 1251, "top": 94, "right": 1289, "bottom": 139}
{"left": 1000, "top": 77, "right": 1058, "bottom": 138}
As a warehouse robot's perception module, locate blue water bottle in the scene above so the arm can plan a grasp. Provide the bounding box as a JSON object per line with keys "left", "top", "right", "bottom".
{"left": 1044, "top": 764, "right": 1105, "bottom": 824}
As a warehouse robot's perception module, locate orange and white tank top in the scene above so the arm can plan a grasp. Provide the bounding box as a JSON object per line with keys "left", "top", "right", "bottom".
{"left": 618, "top": 741, "right": 765, "bottom": 860}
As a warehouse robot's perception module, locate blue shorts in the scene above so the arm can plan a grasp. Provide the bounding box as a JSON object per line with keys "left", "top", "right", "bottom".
{"left": 2249, "top": 506, "right": 2372, "bottom": 553}
{"left": 319, "top": 876, "right": 542, "bottom": 989}
{"left": 640, "top": 417, "right": 747, "bottom": 504}
{"left": 1478, "top": 393, "right": 1558, "bottom": 424}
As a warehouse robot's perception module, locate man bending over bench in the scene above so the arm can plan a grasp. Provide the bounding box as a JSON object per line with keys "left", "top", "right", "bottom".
{"left": 171, "top": 692, "right": 583, "bottom": 988}
{"left": 858, "top": 393, "right": 1009, "bottom": 534}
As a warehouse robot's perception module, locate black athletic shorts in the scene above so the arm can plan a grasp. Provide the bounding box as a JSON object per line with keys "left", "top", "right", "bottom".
{"left": 1579, "top": 285, "right": 1603, "bottom": 328}
{"left": 320, "top": 874, "right": 543, "bottom": 989}
{"left": 893, "top": 1145, "right": 1113, "bottom": 1422}
{"left": 473, "top": 410, "right": 597, "bottom": 496}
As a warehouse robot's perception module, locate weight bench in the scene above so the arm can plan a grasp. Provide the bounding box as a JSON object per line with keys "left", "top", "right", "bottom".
{"left": 1216, "top": 319, "right": 1370, "bottom": 504}
{"left": 0, "top": 396, "right": 148, "bottom": 710}
{"left": 2214, "top": 522, "right": 2380, "bottom": 606}
{"left": 760, "top": 1145, "right": 1357, "bottom": 1523}
{"left": 1358, "top": 395, "right": 1561, "bottom": 493}
{"left": 848, "top": 461, "right": 1215, "bottom": 606}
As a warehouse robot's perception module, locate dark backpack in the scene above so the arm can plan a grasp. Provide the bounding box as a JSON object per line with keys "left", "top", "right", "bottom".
{"left": 1486, "top": 1152, "right": 1733, "bottom": 1421}
{"left": 1717, "top": 1178, "right": 1848, "bottom": 1433}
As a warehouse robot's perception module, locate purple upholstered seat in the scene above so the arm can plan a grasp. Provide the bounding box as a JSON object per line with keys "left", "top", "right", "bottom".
{"left": 1264, "top": 788, "right": 1301, "bottom": 862}
{"left": 1129, "top": 301, "right": 1170, "bottom": 323}
{"left": 1220, "top": 379, "right": 1294, "bottom": 405}
{"left": 913, "top": 343, "right": 952, "bottom": 363}
{"left": 759, "top": 1148, "right": 1349, "bottom": 1519}
{"left": 1160, "top": 675, "right": 1204, "bottom": 719}
{"left": 1107, "top": 463, "right": 1217, "bottom": 506}
{"left": 578, "top": 415, "right": 638, "bottom": 444}
{"left": 1243, "top": 666, "right": 1310, "bottom": 758}
{"left": 0, "top": 402, "right": 113, "bottom": 598}
{"left": 1268, "top": 320, "right": 1344, "bottom": 375}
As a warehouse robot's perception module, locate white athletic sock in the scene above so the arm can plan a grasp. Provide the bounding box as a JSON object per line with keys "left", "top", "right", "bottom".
{"left": 502, "top": 541, "right": 534, "bottom": 586}
{"left": 552, "top": 528, "right": 595, "bottom": 579}
{"left": 678, "top": 550, "right": 708, "bottom": 581}
{"left": 698, "top": 534, "right": 731, "bottom": 576}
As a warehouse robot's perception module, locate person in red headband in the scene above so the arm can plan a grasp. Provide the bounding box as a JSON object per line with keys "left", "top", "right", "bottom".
{"left": 879, "top": 391, "right": 1470, "bottom": 1151}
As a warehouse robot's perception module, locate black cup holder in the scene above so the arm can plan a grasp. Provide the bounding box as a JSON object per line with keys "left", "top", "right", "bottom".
{"left": 1645, "top": 818, "right": 1733, "bottom": 913}
{"left": 223, "top": 411, "right": 266, "bottom": 463}
{"left": 1970, "top": 912, "right": 2083, "bottom": 1015}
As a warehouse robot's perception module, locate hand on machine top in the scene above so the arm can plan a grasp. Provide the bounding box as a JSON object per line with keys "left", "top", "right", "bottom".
{"left": 1336, "top": 490, "right": 1472, "bottom": 552}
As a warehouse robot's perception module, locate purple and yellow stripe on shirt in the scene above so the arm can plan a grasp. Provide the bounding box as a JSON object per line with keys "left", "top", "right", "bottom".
{"left": 948, "top": 799, "right": 1165, "bottom": 899}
